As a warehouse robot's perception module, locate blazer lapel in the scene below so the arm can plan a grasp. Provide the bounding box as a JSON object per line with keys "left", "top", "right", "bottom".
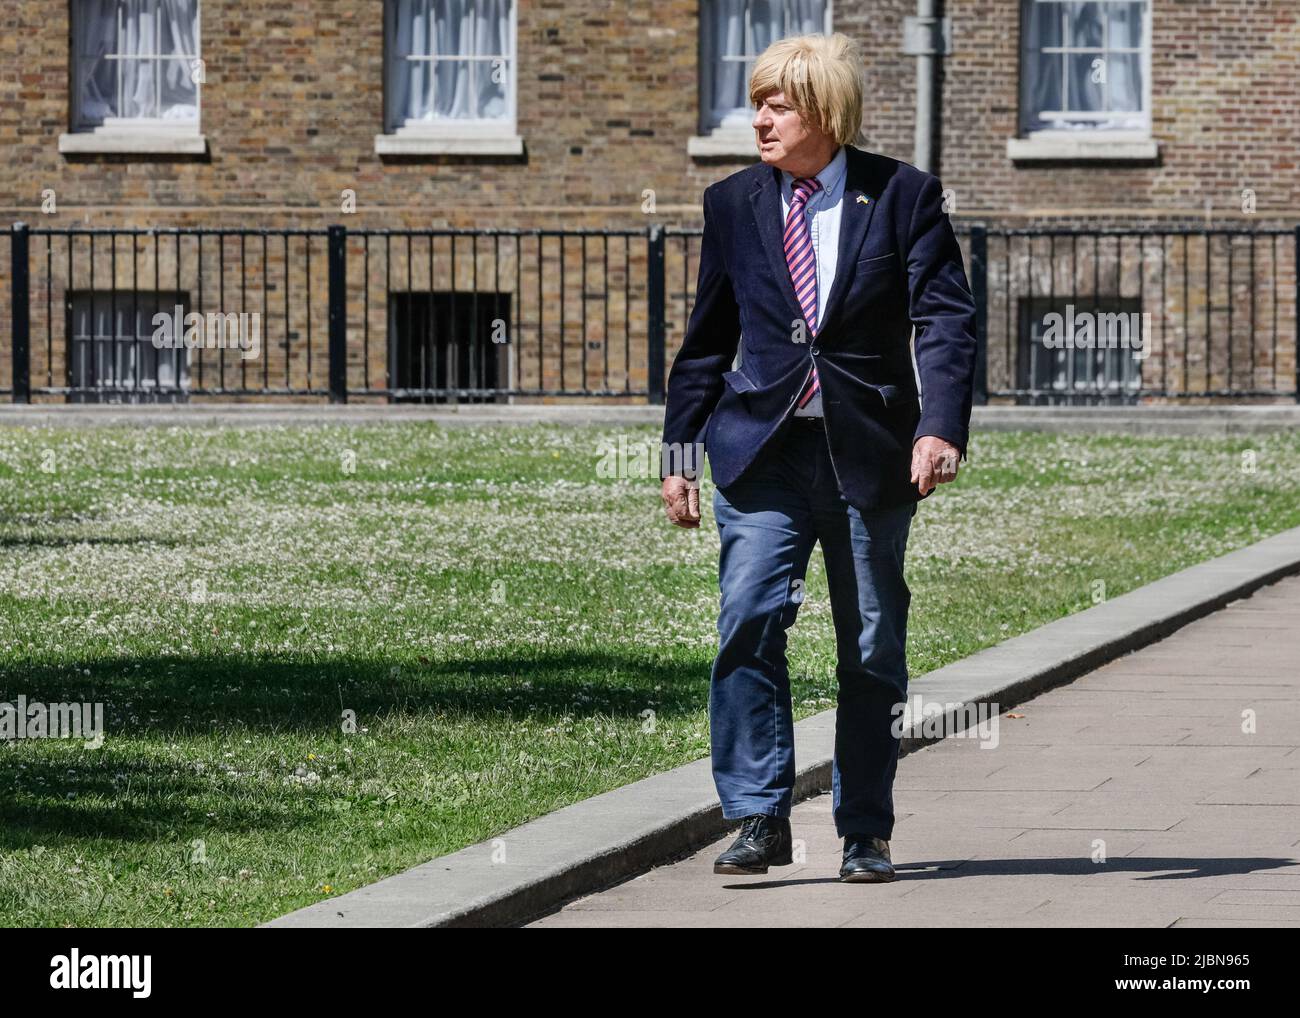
{"left": 748, "top": 146, "right": 886, "bottom": 341}
{"left": 748, "top": 166, "right": 805, "bottom": 328}
{"left": 818, "top": 145, "right": 881, "bottom": 337}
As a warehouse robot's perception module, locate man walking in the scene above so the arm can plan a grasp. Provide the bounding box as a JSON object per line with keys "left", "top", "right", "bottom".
{"left": 659, "top": 33, "right": 976, "bottom": 882}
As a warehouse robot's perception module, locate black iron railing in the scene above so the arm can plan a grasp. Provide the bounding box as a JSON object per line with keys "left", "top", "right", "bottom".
{"left": 6, "top": 222, "right": 1299, "bottom": 405}
{"left": 960, "top": 225, "right": 1300, "bottom": 405}
{"left": 6, "top": 223, "right": 659, "bottom": 404}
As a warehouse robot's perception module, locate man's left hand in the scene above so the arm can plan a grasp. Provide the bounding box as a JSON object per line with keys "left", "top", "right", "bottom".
{"left": 910, "top": 436, "right": 960, "bottom": 496}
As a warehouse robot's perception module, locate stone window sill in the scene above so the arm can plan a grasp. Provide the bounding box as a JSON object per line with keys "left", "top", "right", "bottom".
{"left": 374, "top": 131, "right": 524, "bottom": 156}
{"left": 59, "top": 129, "right": 207, "bottom": 155}
{"left": 688, "top": 130, "right": 758, "bottom": 160}
{"left": 1007, "top": 133, "right": 1159, "bottom": 162}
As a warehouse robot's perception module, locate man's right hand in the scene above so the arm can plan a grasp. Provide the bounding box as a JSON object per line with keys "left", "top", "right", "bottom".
{"left": 661, "top": 476, "right": 701, "bottom": 529}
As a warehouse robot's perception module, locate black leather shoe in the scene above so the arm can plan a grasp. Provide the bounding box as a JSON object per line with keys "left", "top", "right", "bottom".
{"left": 713, "top": 814, "right": 793, "bottom": 874}
{"left": 839, "top": 833, "right": 895, "bottom": 882}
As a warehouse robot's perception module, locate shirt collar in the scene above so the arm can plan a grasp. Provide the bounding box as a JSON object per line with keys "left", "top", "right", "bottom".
{"left": 781, "top": 144, "right": 847, "bottom": 201}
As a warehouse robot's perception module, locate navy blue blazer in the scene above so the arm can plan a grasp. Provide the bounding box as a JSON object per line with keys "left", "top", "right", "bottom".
{"left": 660, "top": 144, "right": 977, "bottom": 512}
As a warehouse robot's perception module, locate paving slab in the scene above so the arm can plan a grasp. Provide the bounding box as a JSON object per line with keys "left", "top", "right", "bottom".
{"left": 528, "top": 574, "right": 1300, "bottom": 928}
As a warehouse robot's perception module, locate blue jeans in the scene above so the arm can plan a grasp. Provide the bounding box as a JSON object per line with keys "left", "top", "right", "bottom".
{"left": 709, "top": 419, "right": 915, "bottom": 841}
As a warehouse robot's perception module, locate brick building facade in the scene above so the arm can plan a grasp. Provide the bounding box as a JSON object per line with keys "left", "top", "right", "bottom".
{"left": 0, "top": 1, "right": 1295, "bottom": 403}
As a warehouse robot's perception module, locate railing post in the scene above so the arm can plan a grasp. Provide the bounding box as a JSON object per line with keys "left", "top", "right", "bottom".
{"left": 1294, "top": 225, "right": 1299, "bottom": 403}
{"left": 646, "top": 224, "right": 666, "bottom": 405}
{"left": 327, "top": 224, "right": 348, "bottom": 404}
{"left": 969, "top": 224, "right": 988, "bottom": 406}
{"left": 11, "top": 222, "right": 30, "bottom": 403}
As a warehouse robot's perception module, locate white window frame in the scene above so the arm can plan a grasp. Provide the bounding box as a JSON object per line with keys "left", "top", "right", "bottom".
{"left": 60, "top": 0, "right": 206, "bottom": 155}
{"left": 1009, "top": 0, "right": 1157, "bottom": 162}
{"left": 689, "top": 0, "right": 834, "bottom": 159}
{"left": 375, "top": 0, "right": 522, "bottom": 156}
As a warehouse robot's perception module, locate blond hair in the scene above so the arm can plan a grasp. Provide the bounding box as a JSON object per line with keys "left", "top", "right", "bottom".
{"left": 748, "top": 33, "right": 864, "bottom": 146}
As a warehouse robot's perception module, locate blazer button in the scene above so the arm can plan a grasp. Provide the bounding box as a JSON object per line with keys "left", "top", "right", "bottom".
{"left": 809, "top": 346, "right": 820, "bottom": 355}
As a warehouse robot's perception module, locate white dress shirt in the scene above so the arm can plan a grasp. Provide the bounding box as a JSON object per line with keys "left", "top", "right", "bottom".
{"left": 779, "top": 144, "right": 846, "bottom": 417}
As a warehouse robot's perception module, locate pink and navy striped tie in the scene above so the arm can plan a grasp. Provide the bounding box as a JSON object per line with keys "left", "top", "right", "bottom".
{"left": 785, "top": 176, "right": 822, "bottom": 411}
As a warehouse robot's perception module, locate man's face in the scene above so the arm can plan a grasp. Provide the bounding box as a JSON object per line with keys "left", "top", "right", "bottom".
{"left": 752, "top": 90, "right": 826, "bottom": 170}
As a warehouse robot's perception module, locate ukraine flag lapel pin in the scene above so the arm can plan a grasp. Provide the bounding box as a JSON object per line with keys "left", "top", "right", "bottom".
{"left": 856, "top": 194, "right": 870, "bottom": 206}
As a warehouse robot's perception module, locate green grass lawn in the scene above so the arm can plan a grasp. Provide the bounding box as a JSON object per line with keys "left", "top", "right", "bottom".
{"left": 1, "top": 421, "right": 1297, "bottom": 927}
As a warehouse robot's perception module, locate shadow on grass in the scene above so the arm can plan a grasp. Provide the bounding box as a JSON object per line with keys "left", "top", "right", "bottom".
{"left": 0, "top": 755, "right": 315, "bottom": 849}
{"left": 0, "top": 651, "right": 709, "bottom": 852}
{"left": 1, "top": 650, "right": 708, "bottom": 736}
{"left": 0, "top": 535, "right": 184, "bottom": 549}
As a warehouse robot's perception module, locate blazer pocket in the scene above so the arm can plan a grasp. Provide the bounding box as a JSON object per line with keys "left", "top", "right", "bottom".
{"left": 721, "top": 368, "right": 758, "bottom": 394}
{"left": 855, "top": 250, "right": 897, "bottom": 268}
{"left": 863, "top": 381, "right": 919, "bottom": 408}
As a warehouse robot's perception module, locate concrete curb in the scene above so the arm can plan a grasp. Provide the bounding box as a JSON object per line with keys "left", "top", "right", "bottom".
{"left": 262, "top": 523, "right": 1300, "bottom": 928}
{"left": 1, "top": 402, "right": 1299, "bottom": 434}
{"left": 0, "top": 402, "right": 665, "bottom": 428}
{"left": 971, "top": 405, "right": 1300, "bottom": 436}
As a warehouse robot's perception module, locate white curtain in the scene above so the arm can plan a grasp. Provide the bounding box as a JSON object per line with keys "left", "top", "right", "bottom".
{"left": 387, "top": 0, "right": 512, "bottom": 130}
{"left": 701, "top": 0, "right": 826, "bottom": 132}
{"left": 1020, "top": 0, "right": 1145, "bottom": 133}
{"left": 73, "top": 0, "right": 199, "bottom": 127}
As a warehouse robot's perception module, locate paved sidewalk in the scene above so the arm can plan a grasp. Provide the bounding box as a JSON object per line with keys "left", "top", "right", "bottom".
{"left": 528, "top": 575, "right": 1300, "bottom": 928}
